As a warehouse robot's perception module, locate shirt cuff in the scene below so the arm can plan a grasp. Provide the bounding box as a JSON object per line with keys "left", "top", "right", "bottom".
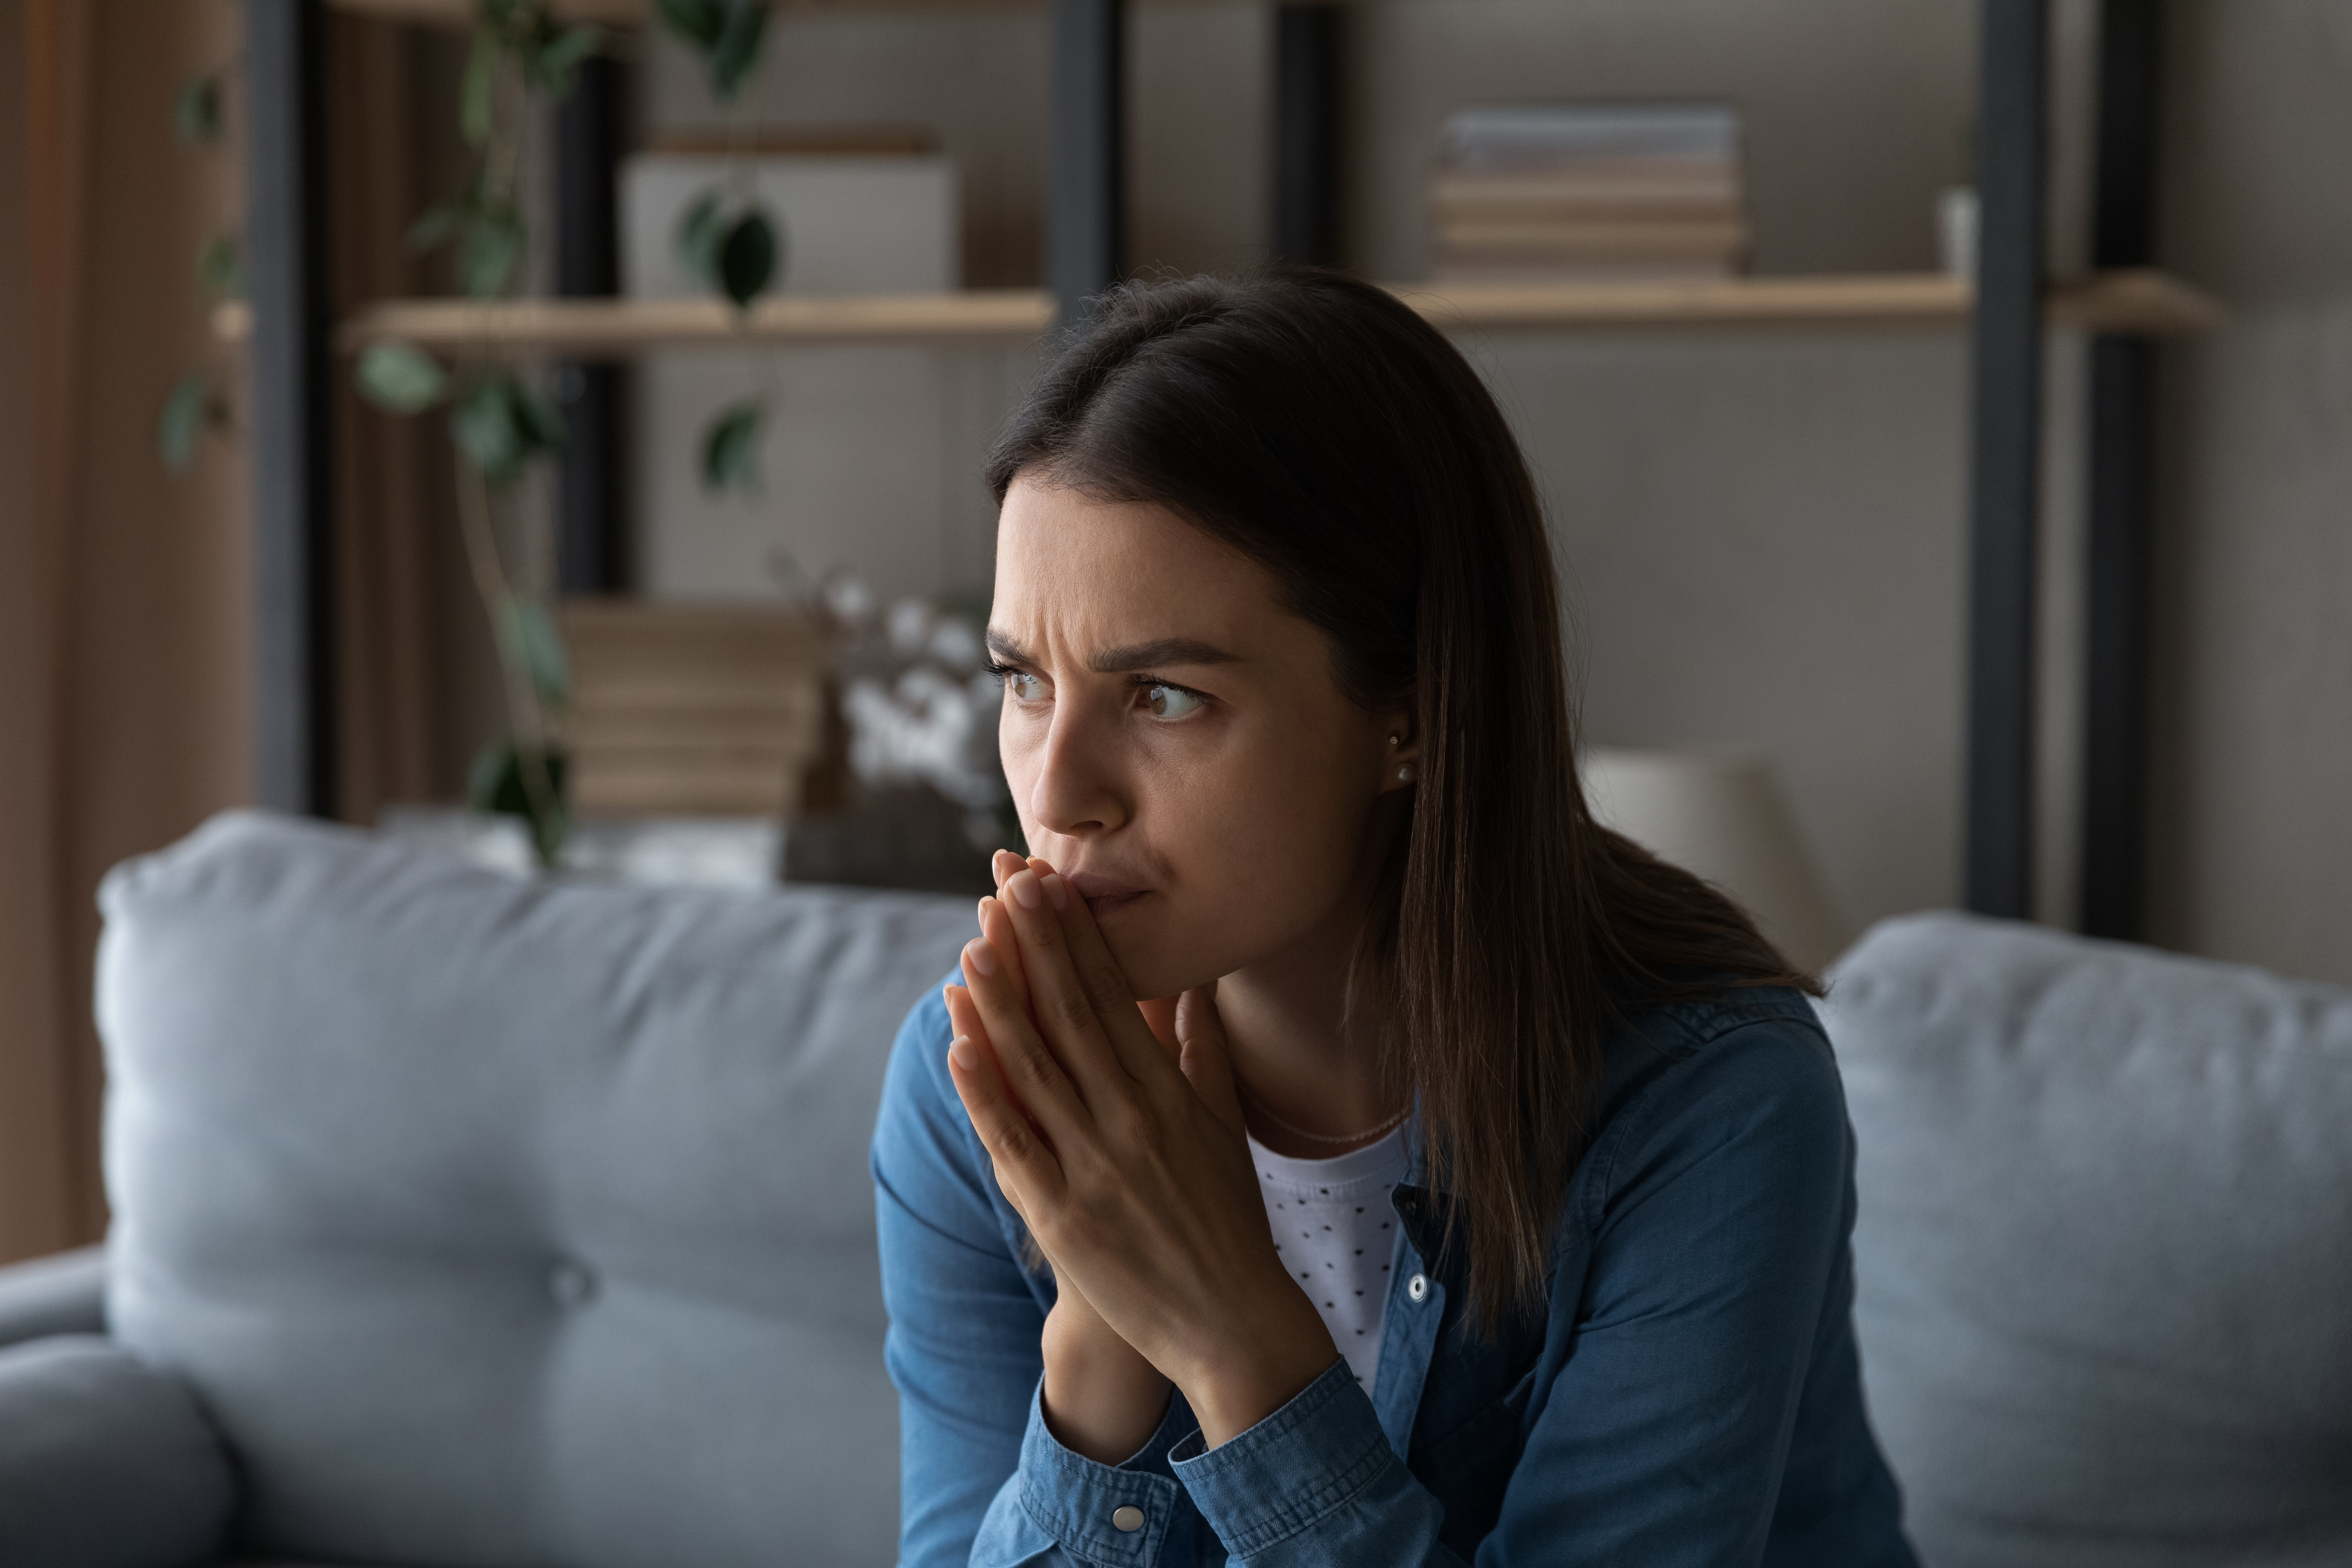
{"left": 1016, "top": 1376, "right": 1193, "bottom": 1566}
{"left": 1168, "top": 1359, "right": 1398, "bottom": 1559}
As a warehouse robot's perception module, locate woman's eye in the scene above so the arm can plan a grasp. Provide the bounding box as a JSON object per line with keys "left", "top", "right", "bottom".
{"left": 1142, "top": 683, "right": 1205, "bottom": 721}
{"left": 1004, "top": 670, "right": 1047, "bottom": 703}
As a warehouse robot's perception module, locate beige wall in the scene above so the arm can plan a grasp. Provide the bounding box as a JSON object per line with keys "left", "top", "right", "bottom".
{"left": 2148, "top": 4, "right": 2352, "bottom": 985}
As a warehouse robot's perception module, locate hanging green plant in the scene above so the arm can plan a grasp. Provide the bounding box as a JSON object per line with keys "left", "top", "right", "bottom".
{"left": 355, "top": 338, "right": 450, "bottom": 415}
{"left": 653, "top": 0, "right": 771, "bottom": 103}
{"left": 407, "top": 163, "right": 526, "bottom": 301}
{"left": 657, "top": 0, "right": 785, "bottom": 501}
{"left": 451, "top": 372, "right": 568, "bottom": 488}
{"left": 160, "top": 62, "right": 238, "bottom": 473}
{"left": 158, "top": 370, "right": 230, "bottom": 473}
{"left": 195, "top": 233, "right": 243, "bottom": 301}
{"left": 343, "top": 0, "right": 613, "bottom": 868}
{"left": 679, "top": 192, "right": 783, "bottom": 310}
{"left": 702, "top": 399, "right": 765, "bottom": 493}
{"left": 174, "top": 72, "right": 223, "bottom": 146}
{"left": 463, "top": 0, "right": 602, "bottom": 145}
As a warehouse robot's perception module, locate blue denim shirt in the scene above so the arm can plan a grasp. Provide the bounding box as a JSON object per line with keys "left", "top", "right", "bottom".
{"left": 872, "top": 975, "right": 1918, "bottom": 1567}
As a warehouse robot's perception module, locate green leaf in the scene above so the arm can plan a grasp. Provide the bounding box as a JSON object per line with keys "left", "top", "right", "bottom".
{"left": 465, "top": 737, "right": 570, "bottom": 867}
{"left": 451, "top": 373, "right": 564, "bottom": 487}
{"left": 717, "top": 209, "right": 777, "bottom": 309}
{"left": 652, "top": 0, "right": 724, "bottom": 48}
{"left": 461, "top": 30, "right": 499, "bottom": 148}
{"left": 452, "top": 378, "right": 526, "bottom": 484}
{"left": 497, "top": 594, "right": 573, "bottom": 709}
{"left": 174, "top": 75, "right": 223, "bottom": 145}
{"left": 355, "top": 339, "right": 449, "bottom": 414}
{"left": 709, "top": 0, "right": 771, "bottom": 102}
{"left": 510, "top": 380, "right": 568, "bottom": 453}
{"left": 701, "top": 399, "right": 764, "bottom": 493}
{"left": 158, "top": 370, "right": 214, "bottom": 471}
{"left": 195, "top": 233, "right": 243, "bottom": 301}
{"left": 406, "top": 200, "right": 464, "bottom": 255}
{"left": 456, "top": 205, "right": 523, "bottom": 298}
{"left": 528, "top": 24, "right": 603, "bottom": 97}
{"left": 678, "top": 192, "right": 726, "bottom": 290}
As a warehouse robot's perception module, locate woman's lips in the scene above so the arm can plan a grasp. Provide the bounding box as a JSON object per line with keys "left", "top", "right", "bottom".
{"left": 1064, "top": 870, "right": 1149, "bottom": 915}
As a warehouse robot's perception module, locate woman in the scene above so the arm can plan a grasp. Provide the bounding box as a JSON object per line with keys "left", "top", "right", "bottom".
{"left": 870, "top": 270, "right": 1916, "bottom": 1567}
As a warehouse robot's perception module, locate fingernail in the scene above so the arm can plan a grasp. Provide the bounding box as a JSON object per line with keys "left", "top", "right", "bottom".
{"left": 948, "top": 1035, "right": 979, "bottom": 1071}
{"left": 1009, "top": 872, "right": 1043, "bottom": 911}
{"left": 1042, "top": 874, "right": 1069, "bottom": 910}
{"left": 965, "top": 940, "right": 997, "bottom": 977}
{"left": 977, "top": 896, "right": 989, "bottom": 931}
{"left": 992, "top": 852, "right": 1011, "bottom": 889}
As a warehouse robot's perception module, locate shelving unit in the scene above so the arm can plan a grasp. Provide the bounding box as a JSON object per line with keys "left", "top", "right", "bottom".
{"left": 207, "top": 268, "right": 2220, "bottom": 353}
{"left": 244, "top": 0, "right": 2191, "bottom": 939}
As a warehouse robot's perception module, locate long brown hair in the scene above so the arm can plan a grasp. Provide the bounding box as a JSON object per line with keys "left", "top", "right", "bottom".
{"left": 986, "top": 269, "right": 1816, "bottom": 1327}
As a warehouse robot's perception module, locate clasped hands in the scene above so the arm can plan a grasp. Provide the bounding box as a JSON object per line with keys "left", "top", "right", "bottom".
{"left": 943, "top": 851, "right": 1341, "bottom": 1460}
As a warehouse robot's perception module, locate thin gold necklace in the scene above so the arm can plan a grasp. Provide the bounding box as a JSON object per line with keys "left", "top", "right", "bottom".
{"left": 1236, "top": 1082, "right": 1409, "bottom": 1148}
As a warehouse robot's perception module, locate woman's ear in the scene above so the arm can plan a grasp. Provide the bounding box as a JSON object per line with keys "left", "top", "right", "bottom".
{"left": 1378, "top": 702, "right": 1421, "bottom": 793}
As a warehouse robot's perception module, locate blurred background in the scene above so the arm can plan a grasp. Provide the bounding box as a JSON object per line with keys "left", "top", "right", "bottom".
{"left": 3, "top": 0, "right": 2346, "bottom": 1257}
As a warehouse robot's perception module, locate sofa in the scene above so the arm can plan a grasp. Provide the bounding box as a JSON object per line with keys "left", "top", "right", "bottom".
{"left": 0, "top": 811, "right": 2346, "bottom": 1567}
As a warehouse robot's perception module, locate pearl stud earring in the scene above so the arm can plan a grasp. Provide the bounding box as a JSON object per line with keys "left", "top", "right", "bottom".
{"left": 1394, "top": 763, "right": 1417, "bottom": 785}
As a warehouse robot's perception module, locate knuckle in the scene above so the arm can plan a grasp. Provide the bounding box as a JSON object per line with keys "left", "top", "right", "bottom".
{"left": 994, "top": 1115, "right": 1032, "bottom": 1161}
{"left": 1003, "top": 1033, "right": 1063, "bottom": 1093}
{"left": 1078, "top": 953, "right": 1128, "bottom": 1010}
{"left": 1103, "top": 1097, "right": 1158, "bottom": 1154}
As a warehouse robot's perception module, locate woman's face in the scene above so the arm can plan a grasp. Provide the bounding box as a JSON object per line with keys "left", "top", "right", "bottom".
{"left": 989, "top": 474, "right": 1410, "bottom": 1001}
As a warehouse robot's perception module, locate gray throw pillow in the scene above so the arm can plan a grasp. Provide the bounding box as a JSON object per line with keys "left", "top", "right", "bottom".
{"left": 1829, "top": 913, "right": 2352, "bottom": 1568}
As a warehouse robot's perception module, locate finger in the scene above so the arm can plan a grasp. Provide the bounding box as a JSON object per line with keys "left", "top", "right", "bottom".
{"left": 945, "top": 1028, "right": 1066, "bottom": 1212}
{"left": 992, "top": 848, "right": 1024, "bottom": 891}
{"left": 1023, "top": 863, "right": 1174, "bottom": 1087}
{"left": 945, "top": 979, "right": 1040, "bottom": 1129}
{"left": 951, "top": 960, "right": 1089, "bottom": 1137}
{"left": 998, "top": 866, "right": 1156, "bottom": 1088}
{"left": 1022, "top": 861, "right": 1142, "bottom": 1028}
{"left": 1176, "top": 983, "right": 1246, "bottom": 1136}
{"left": 978, "top": 895, "right": 1035, "bottom": 1016}
{"left": 1136, "top": 995, "right": 1181, "bottom": 1059}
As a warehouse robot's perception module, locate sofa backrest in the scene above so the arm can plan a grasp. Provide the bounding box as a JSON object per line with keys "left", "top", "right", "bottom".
{"left": 1827, "top": 913, "right": 2352, "bottom": 1568}
{"left": 97, "top": 811, "right": 971, "bottom": 1568}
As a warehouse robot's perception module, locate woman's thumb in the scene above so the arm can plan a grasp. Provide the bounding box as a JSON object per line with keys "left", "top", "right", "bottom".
{"left": 1175, "top": 982, "right": 1244, "bottom": 1135}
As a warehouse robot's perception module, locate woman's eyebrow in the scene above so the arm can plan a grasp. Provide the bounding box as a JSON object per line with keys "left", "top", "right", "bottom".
{"left": 985, "top": 629, "right": 1242, "bottom": 673}
{"left": 1088, "top": 638, "right": 1241, "bottom": 673}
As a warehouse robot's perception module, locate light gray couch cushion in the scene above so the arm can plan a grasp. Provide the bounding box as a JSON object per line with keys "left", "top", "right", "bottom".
{"left": 0, "top": 1245, "right": 108, "bottom": 1348}
{"left": 96, "top": 810, "right": 972, "bottom": 1568}
{"left": 1827, "top": 913, "right": 2352, "bottom": 1568}
{"left": 0, "top": 1334, "right": 234, "bottom": 1568}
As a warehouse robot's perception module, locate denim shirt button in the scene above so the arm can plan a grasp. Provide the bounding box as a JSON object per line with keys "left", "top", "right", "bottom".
{"left": 1407, "top": 1272, "right": 1429, "bottom": 1303}
{"left": 1111, "top": 1505, "right": 1145, "bottom": 1533}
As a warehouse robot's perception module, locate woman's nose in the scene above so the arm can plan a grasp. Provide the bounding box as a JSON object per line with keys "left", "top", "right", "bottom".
{"left": 1026, "top": 705, "right": 1128, "bottom": 840}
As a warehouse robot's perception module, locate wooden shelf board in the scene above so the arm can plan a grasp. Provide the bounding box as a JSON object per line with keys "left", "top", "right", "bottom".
{"left": 331, "top": 0, "right": 1242, "bottom": 25}
{"left": 324, "top": 290, "right": 1056, "bottom": 351}
{"left": 1396, "top": 268, "right": 2224, "bottom": 336}
{"left": 207, "top": 270, "right": 2221, "bottom": 355}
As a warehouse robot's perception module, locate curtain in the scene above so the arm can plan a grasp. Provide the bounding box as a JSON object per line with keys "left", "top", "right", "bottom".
{"left": 0, "top": 0, "right": 253, "bottom": 1261}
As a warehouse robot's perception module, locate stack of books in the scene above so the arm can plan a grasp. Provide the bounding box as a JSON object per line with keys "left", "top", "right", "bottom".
{"left": 559, "top": 599, "right": 832, "bottom": 819}
{"left": 1430, "top": 103, "right": 1748, "bottom": 284}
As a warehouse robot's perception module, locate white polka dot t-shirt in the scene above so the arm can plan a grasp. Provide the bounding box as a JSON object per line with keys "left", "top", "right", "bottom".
{"left": 1252, "top": 1125, "right": 1410, "bottom": 1395}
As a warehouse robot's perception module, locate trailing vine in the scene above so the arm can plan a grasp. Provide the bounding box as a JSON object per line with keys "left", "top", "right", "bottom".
{"left": 353, "top": 0, "right": 604, "bottom": 867}
{"left": 655, "top": 0, "right": 783, "bottom": 498}
{"left": 159, "top": 43, "right": 241, "bottom": 473}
